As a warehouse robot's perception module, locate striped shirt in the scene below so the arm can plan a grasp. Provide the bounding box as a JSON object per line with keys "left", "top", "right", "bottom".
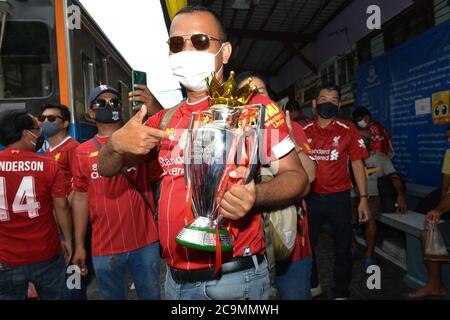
{"left": 0, "top": 149, "right": 65, "bottom": 266}
{"left": 72, "top": 135, "right": 158, "bottom": 256}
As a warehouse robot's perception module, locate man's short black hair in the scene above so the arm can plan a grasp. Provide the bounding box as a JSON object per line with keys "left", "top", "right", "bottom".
{"left": 174, "top": 6, "right": 227, "bottom": 40}
{"left": 315, "top": 83, "right": 341, "bottom": 100}
{"left": 42, "top": 103, "right": 71, "bottom": 122}
{"left": 0, "top": 109, "right": 35, "bottom": 147}
{"left": 352, "top": 106, "right": 372, "bottom": 120}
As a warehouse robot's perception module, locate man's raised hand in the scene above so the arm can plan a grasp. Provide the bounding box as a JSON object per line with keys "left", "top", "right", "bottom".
{"left": 110, "top": 104, "right": 171, "bottom": 155}
{"left": 129, "top": 84, "right": 163, "bottom": 115}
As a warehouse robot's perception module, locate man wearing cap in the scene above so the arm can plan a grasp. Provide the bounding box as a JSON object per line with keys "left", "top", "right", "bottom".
{"left": 303, "top": 84, "right": 370, "bottom": 299}
{"left": 71, "top": 85, "right": 160, "bottom": 300}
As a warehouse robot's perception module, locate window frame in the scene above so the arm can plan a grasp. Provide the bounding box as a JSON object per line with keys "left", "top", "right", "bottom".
{"left": 0, "top": 20, "right": 55, "bottom": 101}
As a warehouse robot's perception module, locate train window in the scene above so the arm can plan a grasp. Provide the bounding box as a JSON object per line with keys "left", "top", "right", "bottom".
{"left": 95, "top": 47, "right": 108, "bottom": 86}
{"left": 82, "top": 53, "right": 95, "bottom": 114}
{"left": 0, "top": 21, "right": 52, "bottom": 99}
{"left": 118, "top": 81, "right": 131, "bottom": 122}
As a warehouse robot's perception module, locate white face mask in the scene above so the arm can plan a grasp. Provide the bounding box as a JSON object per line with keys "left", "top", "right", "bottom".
{"left": 357, "top": 119, "right": 367, "bottom": 128}
{"left": 169, "top": 46, "right": 223, "bottom": 92}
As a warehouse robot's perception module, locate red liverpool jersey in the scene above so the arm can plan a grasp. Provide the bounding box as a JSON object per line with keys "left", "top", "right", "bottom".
{"left": 361, "top": 121, "right": 393, "bottom": 156}
{"left": 290, "top": 122, "right": 313, "bottom": 261}
{"left": 303, "top": 119, "right": 368, "bottom": 194}
{"left": 72, "top": 136, "right": 158, "bottom": 257}
{"left": 0, "top": 148, "right": 66, "bottom": 266}
{"left": 45, "top": 136, "right": 79, "bottom": 195}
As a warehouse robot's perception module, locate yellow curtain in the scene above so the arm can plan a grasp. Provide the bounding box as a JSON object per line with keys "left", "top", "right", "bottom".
{"left": 165, "top": 0, "right": 188, "bottom": 21}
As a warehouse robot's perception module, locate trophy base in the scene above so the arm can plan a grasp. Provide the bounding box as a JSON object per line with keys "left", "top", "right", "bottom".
{"left": 176, "top": 217, "right": 233, "bottom": 252}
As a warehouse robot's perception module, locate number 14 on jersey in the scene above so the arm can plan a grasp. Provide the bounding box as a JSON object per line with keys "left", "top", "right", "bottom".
{"left": 0, "top": 176, "right": 41, "bottom": 221}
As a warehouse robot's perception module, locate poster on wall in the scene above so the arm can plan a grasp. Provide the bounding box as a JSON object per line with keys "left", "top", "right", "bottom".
{"left": 356, "top": 19, "right": 450, "bottom": 188}
{"left": 432, "top": 90, "right": 450, "bottom": 125}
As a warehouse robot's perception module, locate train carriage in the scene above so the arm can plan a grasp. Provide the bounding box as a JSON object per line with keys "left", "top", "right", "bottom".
{"left": 0, "top": 0, "right": 133, "bottom": 147}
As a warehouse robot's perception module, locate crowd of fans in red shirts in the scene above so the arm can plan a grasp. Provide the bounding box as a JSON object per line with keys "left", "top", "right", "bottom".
{"left": 0, "top": 5, "right": 447, "bottom": 301}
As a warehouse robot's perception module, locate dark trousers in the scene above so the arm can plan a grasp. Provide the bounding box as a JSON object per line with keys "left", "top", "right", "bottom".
{"left": 0, "top": 254, "right": 66, "bottom": 300}
{"left": 307, "top": 191, "right": 352, "bottom": 298}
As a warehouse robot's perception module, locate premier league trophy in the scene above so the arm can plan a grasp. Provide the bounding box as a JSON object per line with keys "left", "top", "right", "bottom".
{"left": 176, "top": 71, "right": 265, "bottom": 252}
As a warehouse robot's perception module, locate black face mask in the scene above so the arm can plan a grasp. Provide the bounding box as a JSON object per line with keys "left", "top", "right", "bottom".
{"left": 94, "top": 106, "right": 122, "bottom": 124}
{"left": 316, "top": 102, "right": 339, "bottom": 119}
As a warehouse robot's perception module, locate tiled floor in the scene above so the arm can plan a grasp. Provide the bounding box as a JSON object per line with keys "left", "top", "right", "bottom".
{"left": 87, "top": 231, "right": 446, "bottom": 300}
{"left": 313, "top": 231, "right": 411, "bottom": 300}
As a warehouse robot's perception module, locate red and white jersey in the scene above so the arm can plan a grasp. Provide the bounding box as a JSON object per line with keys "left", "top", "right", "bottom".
{"left": 289, "top": 123, "right": 313, "bottom": 261}
{"left": 45, "top": 136, "right": 79, "bottom": 195}
{"left": 72, "top": 136, "right": 158, "bottom": 257}
{"left": 291, "top": 121, "right": 314, "bottom": 160}
{"left": 145, "top": 94, "right": 294, "bottom": 270}
{"left": 303, "top": 119, "right": 368, "bottom": 194}
{"left": 361, "top": 121, "right": 393, "bottom": 156}
{"left": 290, "top": 209, "right": 312, "bottom": 261}
{"left": 0, "top": 148, "right": 65, "bottom": 266}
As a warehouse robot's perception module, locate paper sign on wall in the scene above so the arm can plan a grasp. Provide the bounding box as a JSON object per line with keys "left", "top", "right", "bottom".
{"left": 432, "top": 91, "right": 450, "bottom": 125}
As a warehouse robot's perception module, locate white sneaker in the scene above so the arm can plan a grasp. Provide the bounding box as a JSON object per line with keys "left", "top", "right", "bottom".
{"left": 334, "top": 297, "right": 348, "bottom": 300}
{"left": 311, "top": 285, "right": 323, "bottom": 298}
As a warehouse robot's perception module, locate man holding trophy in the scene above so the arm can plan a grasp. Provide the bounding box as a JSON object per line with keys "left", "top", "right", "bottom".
{"left": 98, "top": 6, "right": 309, "bottom": 300}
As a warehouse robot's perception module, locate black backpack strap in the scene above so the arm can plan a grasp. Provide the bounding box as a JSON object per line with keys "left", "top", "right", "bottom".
{"left": 153, "top": 101, "right": 184, "bottom": 168}
{"left": 91, "top": 137, "right": 102, "bottom": 151}
{"left": 90, "top": 137, "right": 157, "bottom": 221}
{"left": 121, "top": 170, "right": 157, "bottom": 221}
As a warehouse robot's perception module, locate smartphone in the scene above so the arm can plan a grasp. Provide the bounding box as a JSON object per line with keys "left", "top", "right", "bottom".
{"left": 131, "top": 70, "right": 147, "bottom": 107}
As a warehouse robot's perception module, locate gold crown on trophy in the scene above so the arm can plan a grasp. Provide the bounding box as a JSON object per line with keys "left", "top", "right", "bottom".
{"left": 206, "top": 71, "right": 258, "bottom": 107}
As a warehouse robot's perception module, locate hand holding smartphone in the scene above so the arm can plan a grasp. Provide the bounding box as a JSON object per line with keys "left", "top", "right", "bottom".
{"left": 131, "top": 70, "right": 147, "bottom": 107}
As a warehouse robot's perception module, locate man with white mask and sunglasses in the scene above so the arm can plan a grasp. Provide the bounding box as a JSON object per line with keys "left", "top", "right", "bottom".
{"left": 98, "top": 6, "right": 308, "bottom": 300}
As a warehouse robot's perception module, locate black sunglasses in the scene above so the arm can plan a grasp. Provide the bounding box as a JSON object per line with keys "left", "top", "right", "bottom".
{"left": 167, "top": 33, "right": 223, "bottom": 53}
{"left": 37, "top": 115, "right": 64, "bottom": 122}
{"left": 92, "top": 98, "right": 122, "bottom": 109}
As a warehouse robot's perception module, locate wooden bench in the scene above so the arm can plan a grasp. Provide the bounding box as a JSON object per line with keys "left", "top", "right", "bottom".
{"left": 378, "top": 211, "right": 450, "bottom": 298}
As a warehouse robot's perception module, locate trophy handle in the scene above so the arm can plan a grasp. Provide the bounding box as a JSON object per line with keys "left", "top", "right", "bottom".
{"left": 217, "top": 104, "right": 265, "bottom": 226}
{"left": 243, "top": 104, "right": 265, "bottom": 185}
{"left": 184, "top": 112, "right": 196, "bottom": 186}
